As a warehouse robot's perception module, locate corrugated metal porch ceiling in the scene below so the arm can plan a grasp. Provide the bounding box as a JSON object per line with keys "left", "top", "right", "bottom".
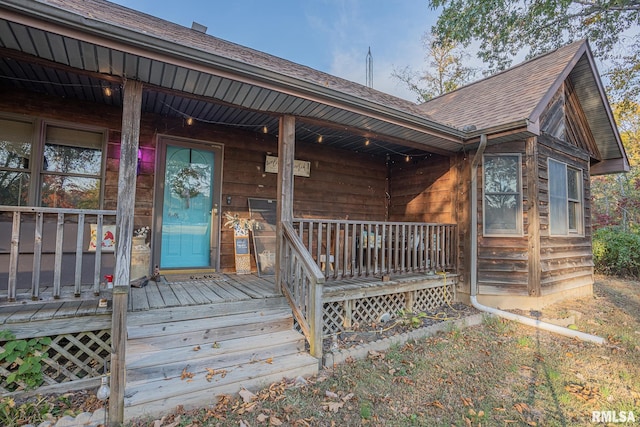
{"left": 0, "top": 16, "right": 462, "bottom": 158}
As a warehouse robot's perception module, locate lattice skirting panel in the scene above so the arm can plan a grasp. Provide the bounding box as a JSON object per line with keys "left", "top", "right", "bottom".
{"left": 0, "top": 329, "right": 111, "bottom": 393}
{"left": 322, "top": 284, "right": 454, "bottom": 336}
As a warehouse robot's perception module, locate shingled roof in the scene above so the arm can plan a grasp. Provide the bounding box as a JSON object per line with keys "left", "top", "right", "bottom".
{"left": 39, "top": 0, "right": 428, "bottom": 118}
{"left": 417, "top": 41, "right": 586, "bottom": 131}
{"left": 416, "top": 40, "right": 628, "bottom": 173}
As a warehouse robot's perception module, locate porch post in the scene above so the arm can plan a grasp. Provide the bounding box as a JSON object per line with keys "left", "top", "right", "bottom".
{"left": 110, "top": 78, "right": 143, "bottom": 426}
{"left": 276, "top": 115, "right": 295, "bottom": 292}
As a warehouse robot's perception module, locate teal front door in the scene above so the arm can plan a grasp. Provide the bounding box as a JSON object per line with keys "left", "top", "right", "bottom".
{"left": 158, "top": 140, "right": 221, "bottom": 270}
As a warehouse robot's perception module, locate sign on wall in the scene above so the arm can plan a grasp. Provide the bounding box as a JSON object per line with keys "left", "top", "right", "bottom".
{"left": 264, "top": 155, "right": 311, "bottom": 177}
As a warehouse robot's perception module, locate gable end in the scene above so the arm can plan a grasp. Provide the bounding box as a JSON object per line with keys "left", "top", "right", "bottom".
{"left": 539, "top": 79, "right": 601, "bottom": 161}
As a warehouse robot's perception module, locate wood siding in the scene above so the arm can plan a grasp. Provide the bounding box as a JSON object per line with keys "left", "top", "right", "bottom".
{"left": 477, "top": 141, "right": 530, "bottom": 296}
{"left": 387, "top": 154, "right": 455, "bottom": 223}
{"left": 537, "top": 135, "right": 593, "bottom": 294}
{"left": 0, "top": 88, "right": 390, "bottom": 274}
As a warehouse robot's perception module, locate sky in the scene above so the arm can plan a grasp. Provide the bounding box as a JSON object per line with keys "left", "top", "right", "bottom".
{"left": 110, "top": 0, "right": 438, "bottom": 102}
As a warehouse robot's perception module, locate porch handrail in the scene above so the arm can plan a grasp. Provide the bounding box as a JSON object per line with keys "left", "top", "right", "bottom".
{"left": 292, "top": 218, "right": 457, "bottom": 280}
{"left": 280, "top": 221, "right": 325, "bottom": 358}
{"left": 1, "top": 205, "right": 117, "bottom": 302}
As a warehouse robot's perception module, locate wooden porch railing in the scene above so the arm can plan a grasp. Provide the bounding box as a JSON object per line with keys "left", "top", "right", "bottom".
{"left": 1, "top": 206, "right": 117, "bottom": 302}
{"left": 292, "top": 219, "right": 457, "bottom": 280}
{"left": 280, "top": 221, "right": 325, "bottom": 358}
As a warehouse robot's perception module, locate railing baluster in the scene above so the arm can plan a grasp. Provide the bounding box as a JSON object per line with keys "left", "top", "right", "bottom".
{"left": 381, "top": 223, "right": 387, "bottom": 275}
{"left": 8, "top": 211, "right": 20, "bottom": 302}
{"left": 350, "top": 223, "right": 357, "bottom": 277}
{"left": 74, "top": 213, "right": 85, "bottom": 297}
{"left": 53, "top": 213, "right": 64, "bottom": 299}
{"left": 93, "top": 215, "right": 103, "bottom": 295}
{"left": 32, "top": 212, "right": 43, "bottom": 300}
{"left": 288, "top": 217, "right": 456, "bottom": 281}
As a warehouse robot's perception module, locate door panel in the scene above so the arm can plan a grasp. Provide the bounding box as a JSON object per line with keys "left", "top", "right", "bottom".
{"left": 157, "top": 140, "right": 221, "bottom": 270}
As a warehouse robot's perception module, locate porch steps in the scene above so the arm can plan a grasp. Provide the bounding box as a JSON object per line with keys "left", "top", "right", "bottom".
{"left": 124, "top": 297, "right": 319, "bottom": 421}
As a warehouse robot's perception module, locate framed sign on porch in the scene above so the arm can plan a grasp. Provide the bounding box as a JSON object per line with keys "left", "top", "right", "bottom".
{"left": 248, "top": 198, "right": 277, "bottom": 276}
{"left": 224, "top": 212, "right": 256, "bottom": 274}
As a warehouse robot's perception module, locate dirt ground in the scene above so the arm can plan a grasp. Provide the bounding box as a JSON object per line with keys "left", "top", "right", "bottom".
{"left": 7, "top": 276, "right": 640, "bottom": 426}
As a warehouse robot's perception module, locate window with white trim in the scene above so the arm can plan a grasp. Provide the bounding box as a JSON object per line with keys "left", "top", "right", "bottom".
{"left": 0, "top": 116, "right": 105, "bottom": 208}
{"left": 548, "top": 158, "right": 583, "bottom": 235}
{"left": 483, "top": 154, "right": 523, "bottom": 236}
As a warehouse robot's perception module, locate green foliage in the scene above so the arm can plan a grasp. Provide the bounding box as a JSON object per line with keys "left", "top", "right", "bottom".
{"left": 593, "top": 227, "right": 640, "bottom": 278}
{"left": 0, "top": 330, "right": 51, "bottom": 391}
{"left": 360, "top": 401, "right": 372, "bottom": 420}
{"left": 395, "top": 309, "right": 428, "bottom": 329}
{"left": 428, "top": 0, "right": 640, "bottom": 105}
{"left": 0, "top": 396, "right": 53, "bottom": 427}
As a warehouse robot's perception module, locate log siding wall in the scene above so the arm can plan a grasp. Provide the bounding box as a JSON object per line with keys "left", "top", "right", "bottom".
{"left": 537, "top": 135, "right": 593, "bottom": 294}
{"left": 476, "top": 141, "right": 531, "bottom": 296}
{"left": 0, "top": 88, "right": 390, "bottom": 273}
{"left": 387, "top": 154, "right": 455, "bottom": 224}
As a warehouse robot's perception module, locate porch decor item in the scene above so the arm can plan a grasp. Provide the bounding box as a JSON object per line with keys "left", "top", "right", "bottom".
{"left": 224, "top": 212, "right": 258, "bottom": 274}
{"left": 131, "top": 226, "right": 151, "bottom": 280}
{"left": 88, "top": 224, "right": 116, "bottom": 252}
{"left": 170, "top": 166, "right": 205, "bottom": 208}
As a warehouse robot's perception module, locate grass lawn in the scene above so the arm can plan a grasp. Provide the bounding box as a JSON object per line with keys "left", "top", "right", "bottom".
{"left": 129, "top": 276, "right": 639, "bottom": 426}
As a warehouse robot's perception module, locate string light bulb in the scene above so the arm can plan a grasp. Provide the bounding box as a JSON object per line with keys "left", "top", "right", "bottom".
{"left": 103, "top": 87, "right": 112, "bottom": 97}
{"left": 318, "top": 135, "right": 323, "bottom": 143}
{"left": 365, "top": 139, "right": 370, "bottom": 146}
{"left": 405, "top": 155, "right": 411, "bottom": 162}
{"left": 96, "top": 375, "right": 110, "bottom": 401}
{"left": 262, "top": 126, "right": 268, "bottom": 134}
{"left": 186, "top": 117, "right": 194, "bottom": 126}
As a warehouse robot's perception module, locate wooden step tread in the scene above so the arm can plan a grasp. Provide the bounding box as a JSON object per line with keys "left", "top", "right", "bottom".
{"left": 127, "top": 296, "right": 288, "bottom": 326}
{"left": 125, "top": 360, "right": 318, "bottom": 422}
{"left": 126, "top": 329, "right": 306, "bottom": 369}
{"left": 126, "top": 313, "right": 293, "bottom": 351}
{"left": 124, "top": 352, "right": 319, "bottom": 408}
{"left": 126, "top": 331, "right": 307, "bottom": 383}
{"left": 127, "top": 307, "right": 292, "bottom": 340}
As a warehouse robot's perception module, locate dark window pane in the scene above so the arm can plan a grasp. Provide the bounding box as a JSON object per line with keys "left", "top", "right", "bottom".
{"left": 567, "top": 168, "right": 579, "bottom": 200}
{"left": 0, "top": 141, "right": 31, "bottom": 169}
{"left": 40, "top": 175, "right": 100, "bottom": 209}
{"left": 43, "top": 144, "right": 102, "bottom": 175}
{"left": 549, "top": 159, "right": 568, "bottom": 235}
{"left": 0, "top": 171, "right": 30, "bottom": 206}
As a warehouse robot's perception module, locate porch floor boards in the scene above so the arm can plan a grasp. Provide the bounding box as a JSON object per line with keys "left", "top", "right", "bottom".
{"left": 128, "top": 274, "right": 278, "bottom": 311}
{"left": 0, "top": 274, "right": 278, "bottom": 324}
{"left": 0, "top": 272, "right": 453, "bottom": 325}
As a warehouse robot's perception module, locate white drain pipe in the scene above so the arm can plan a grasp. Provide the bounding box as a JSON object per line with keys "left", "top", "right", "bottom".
{"left": 468, "top": 134, "right": 604, "bottom": 345}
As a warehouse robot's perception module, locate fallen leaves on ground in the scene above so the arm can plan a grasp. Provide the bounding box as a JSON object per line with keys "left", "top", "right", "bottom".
{"left": 205, "top": 368, "right": 227, "bottom": 382}
{"left": 564, "top": 383, "right": 601, "bottom": 403}
{"left": 180, "top": 366, "right": 194, "bottom": 380}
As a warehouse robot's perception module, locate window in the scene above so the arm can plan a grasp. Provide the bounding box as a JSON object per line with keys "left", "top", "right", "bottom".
{"left": 0, "top": 118, "right": 33, "bottom": 206}
{"left": 483, "top": 154, "right": 523, "bottom": 236}
{"left": 0, "top": 116, "right": 105, "bottom": 208}
{"left": 549, "top": 158, "right": 583, "bottom": 235}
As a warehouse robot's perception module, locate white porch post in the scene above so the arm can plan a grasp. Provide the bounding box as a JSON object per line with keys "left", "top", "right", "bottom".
{"left": 276, "top": 115, "right": 295, "bottom": 292}
{"left": 110, "top": 79, "right": 143, "bottom": 426}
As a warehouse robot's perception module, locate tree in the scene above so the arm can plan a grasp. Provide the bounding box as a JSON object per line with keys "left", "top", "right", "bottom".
{"left": 591, "top": 103, "right": 640, "bottom": 231}
{"left": 392, "top": 34, "right": 475, "bottom": 102}
{"left": 429, "top": 0, "right": 640, "bottom": 106}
